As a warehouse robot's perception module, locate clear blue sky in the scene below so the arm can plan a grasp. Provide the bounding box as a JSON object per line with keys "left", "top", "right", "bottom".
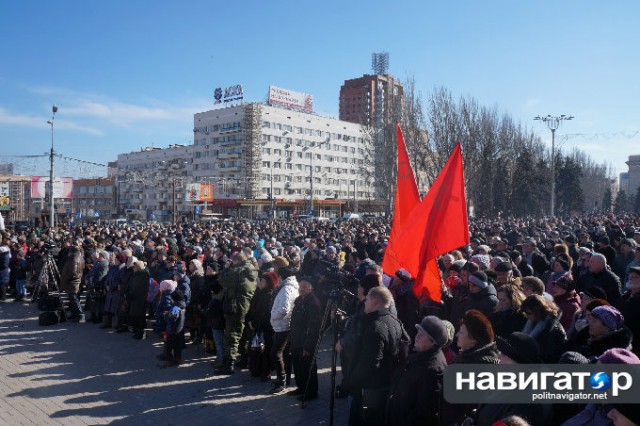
{"left": 1, "top": 1, "right": 638, "bottom": 178}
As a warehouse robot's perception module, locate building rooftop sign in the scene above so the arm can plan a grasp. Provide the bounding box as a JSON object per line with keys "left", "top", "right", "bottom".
{"left": 268, "top": 85, "right": 313, "bottom": 114}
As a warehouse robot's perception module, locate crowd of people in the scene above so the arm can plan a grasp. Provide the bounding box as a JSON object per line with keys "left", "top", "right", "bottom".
{"left": 1, "top": 213, "right": 640, "bottom": 426}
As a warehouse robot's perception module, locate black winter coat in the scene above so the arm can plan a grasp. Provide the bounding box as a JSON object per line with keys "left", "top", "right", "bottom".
{"left": 618, "top": 291, "right": 640, "bottom": 356}
{"left": 577, "top": 268, "right": 622, "bottom": 304}
{"left": 577, "top": 326, "right": 634, "bottom": 358}
{"left": 247, "top": 286, "right": 274, "bottom": 334}
{"left": 453, "top": 342, "right": 500, "bottom": 365}
{"left": 347, "top": 308, "right": 403, "bottom": 392}
{"left": 490, "top": 309, "right": 527, "bottom": 339}
{"left": 289, "top": 292, "right": 322, "bottom": 354}
{"left": 523, "top": 316, "right": 567, "bottom": 363}
{"left": 387, "top": 347, "right": 446, "bottom": 426}
{"left": 126, "top": 269, "right": 150, "bottom": 317}
{"left": 464, "top": 284, "right": 499, "bottom": 318}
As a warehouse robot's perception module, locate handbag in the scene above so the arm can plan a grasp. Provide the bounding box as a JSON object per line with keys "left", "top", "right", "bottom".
{"left": 361, "top": 387, "right": 389, "bottom": 426}
{"left": 250, "top": 331, "right": 265, "bottom": 350}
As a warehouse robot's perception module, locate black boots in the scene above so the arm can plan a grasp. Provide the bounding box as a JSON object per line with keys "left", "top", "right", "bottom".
{"left": 214, "top": 359, "right": 234, "bottom": 375}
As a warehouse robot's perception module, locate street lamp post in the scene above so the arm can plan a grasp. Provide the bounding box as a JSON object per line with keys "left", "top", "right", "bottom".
{"left": 308, "top": 139, "right": 328, "bottom": 216}
{"left": 269, "top": 157, "right": 282, "bottom": 220}
{"left": 534, "top": 114, "right": 574, "bottom": 217}
{"left": 47, "top": 104, "right": 58, "bottom": 228}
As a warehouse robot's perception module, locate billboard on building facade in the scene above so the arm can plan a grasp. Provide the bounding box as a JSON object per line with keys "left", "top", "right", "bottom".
{"left": 268, "top": 86, "right": 314, "bottom": 113}
{"left": 186, "top": 184, "right": 214, "bottom": 202}
{"left": 31, "top": 177, "right": 73, "bottom": 198}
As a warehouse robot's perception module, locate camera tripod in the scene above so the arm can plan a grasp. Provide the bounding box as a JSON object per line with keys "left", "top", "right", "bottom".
{"left": 30, "top": 252, "right": 61, "bottom": 304}
{"left": 301, "top": 288, "right": 354, "bottom": 426}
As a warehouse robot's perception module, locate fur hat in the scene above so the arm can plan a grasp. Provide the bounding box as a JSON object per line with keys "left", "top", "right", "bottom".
{"left": 462, "top": 310, "right": 494, "bottom": 345}
{"left": 496, "top": 332, "right": 541, "bottom": 363}
{"left": 273, "top": 256, "right": 289, "bottom": 269}
{"left": 416, "top": 316, "right": 449, "bottom": 347}
{"left": 590, "top": 305, "right": 624, "bottom": 331}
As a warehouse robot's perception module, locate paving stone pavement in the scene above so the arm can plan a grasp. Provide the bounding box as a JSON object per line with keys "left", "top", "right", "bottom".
{"left": 0, "top": 300, "right": 349, "bottom": 426}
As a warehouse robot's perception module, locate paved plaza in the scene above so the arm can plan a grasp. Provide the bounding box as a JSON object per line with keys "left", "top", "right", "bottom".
{"left": 0, "top": 300, "right": 348, "bottom": 426}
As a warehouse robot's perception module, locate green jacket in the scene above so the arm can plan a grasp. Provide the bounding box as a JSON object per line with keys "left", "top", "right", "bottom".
{"left": 219, "top": 259, "right": 258, "bottom": 316}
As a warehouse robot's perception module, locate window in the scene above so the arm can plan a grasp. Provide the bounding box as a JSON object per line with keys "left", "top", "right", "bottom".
{"left": 285, "top": 151, "right": 293, "bottom": 157}
{"left": 262, "top": 135, "right": 271, "bottom": 142}
{"left": 296, "top": 164, "right": 303, "bottom": 171}
{"left": 296, "top": 152, "right": 303, "bottom": 159}
{"left": 285, "top": 163, "right": 292, "bottom": 170}
{"left": 315, "top": 130, "right": 323, "bottom": 137}
{"left": 305, "top": 128, "right": 312, "bottom": 136}
{"left": 274, "top": 123, "right": 282, "bottom": 130}
{"left": 295, "top": 127, "right": 303, "bottom": 134}
{"left": 262, "top": 121, "right": 271, "bottom": 128}
{"left": 262, "top": 148, "right": 271, "bottom": 155}
{"left": 284, "top": 125, "right": 292, "bottom": 132}
{"left": 274, "top": 149, "right": 282, "bottom": 156}
{"left": 262, "top": 161, "right": 270, "bottom": 168}
{"left": 273, "top": 162, "right": 282, "bottom": 169}
{"left": 305, "top": 153, "right": 311, "bottom": 159}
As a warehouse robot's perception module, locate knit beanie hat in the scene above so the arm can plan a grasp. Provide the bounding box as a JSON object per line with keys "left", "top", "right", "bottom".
{"left": 261, "top": 271, "right": 279, "bottom": 289}
{"left": 598, "top": 348, "right": 640, "bottom": 365}
{"left": 462, "top": 310, "right": 494, "bottom": 345}
{"left": 590, "top": 305, "right": 625, "bottom": 331}
{"left": 558, "top": 351, "right": 590, "bottom": 365}
{"left": 442, "top": 320, "right": 456, "bottom": 347}
{"left": 470, "top": 254, "right": 491, "bottom": 270}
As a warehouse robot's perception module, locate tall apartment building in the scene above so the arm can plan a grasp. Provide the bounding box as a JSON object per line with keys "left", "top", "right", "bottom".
{"left": 339, "top": 74, "right": 404, "bottom": 126}
{"left": 117, "top": 102, "right": 373, "bottom": 221}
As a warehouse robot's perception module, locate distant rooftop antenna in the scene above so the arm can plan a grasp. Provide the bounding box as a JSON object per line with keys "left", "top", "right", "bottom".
{"left": 371, "top": 52, "right": 389, "bottom": 75}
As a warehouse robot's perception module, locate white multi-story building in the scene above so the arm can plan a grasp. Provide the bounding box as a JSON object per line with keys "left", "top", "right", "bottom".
{"left": 117, "top": 102, "right": 374, "bottom": 220}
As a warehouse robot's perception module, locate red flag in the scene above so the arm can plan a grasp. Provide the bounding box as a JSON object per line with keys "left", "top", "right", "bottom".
{"left": 382, "top": 123, "right": 421, "bottom": 275}
{"left": 390, "top": 143, "right": 469, "bottom": 302}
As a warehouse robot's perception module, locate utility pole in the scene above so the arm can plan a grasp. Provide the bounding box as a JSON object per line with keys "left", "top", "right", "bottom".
{"left": 172, "top": 178, "right": 177, "bottom": 225}
{"left": 47, "top": 104, "right": 58, "bottom": 228}
{"left": 309, "top": 139, "right": 328, "bottom": 216}
{"left": 534, "top": 114, "right": 574, "bottom": 217}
